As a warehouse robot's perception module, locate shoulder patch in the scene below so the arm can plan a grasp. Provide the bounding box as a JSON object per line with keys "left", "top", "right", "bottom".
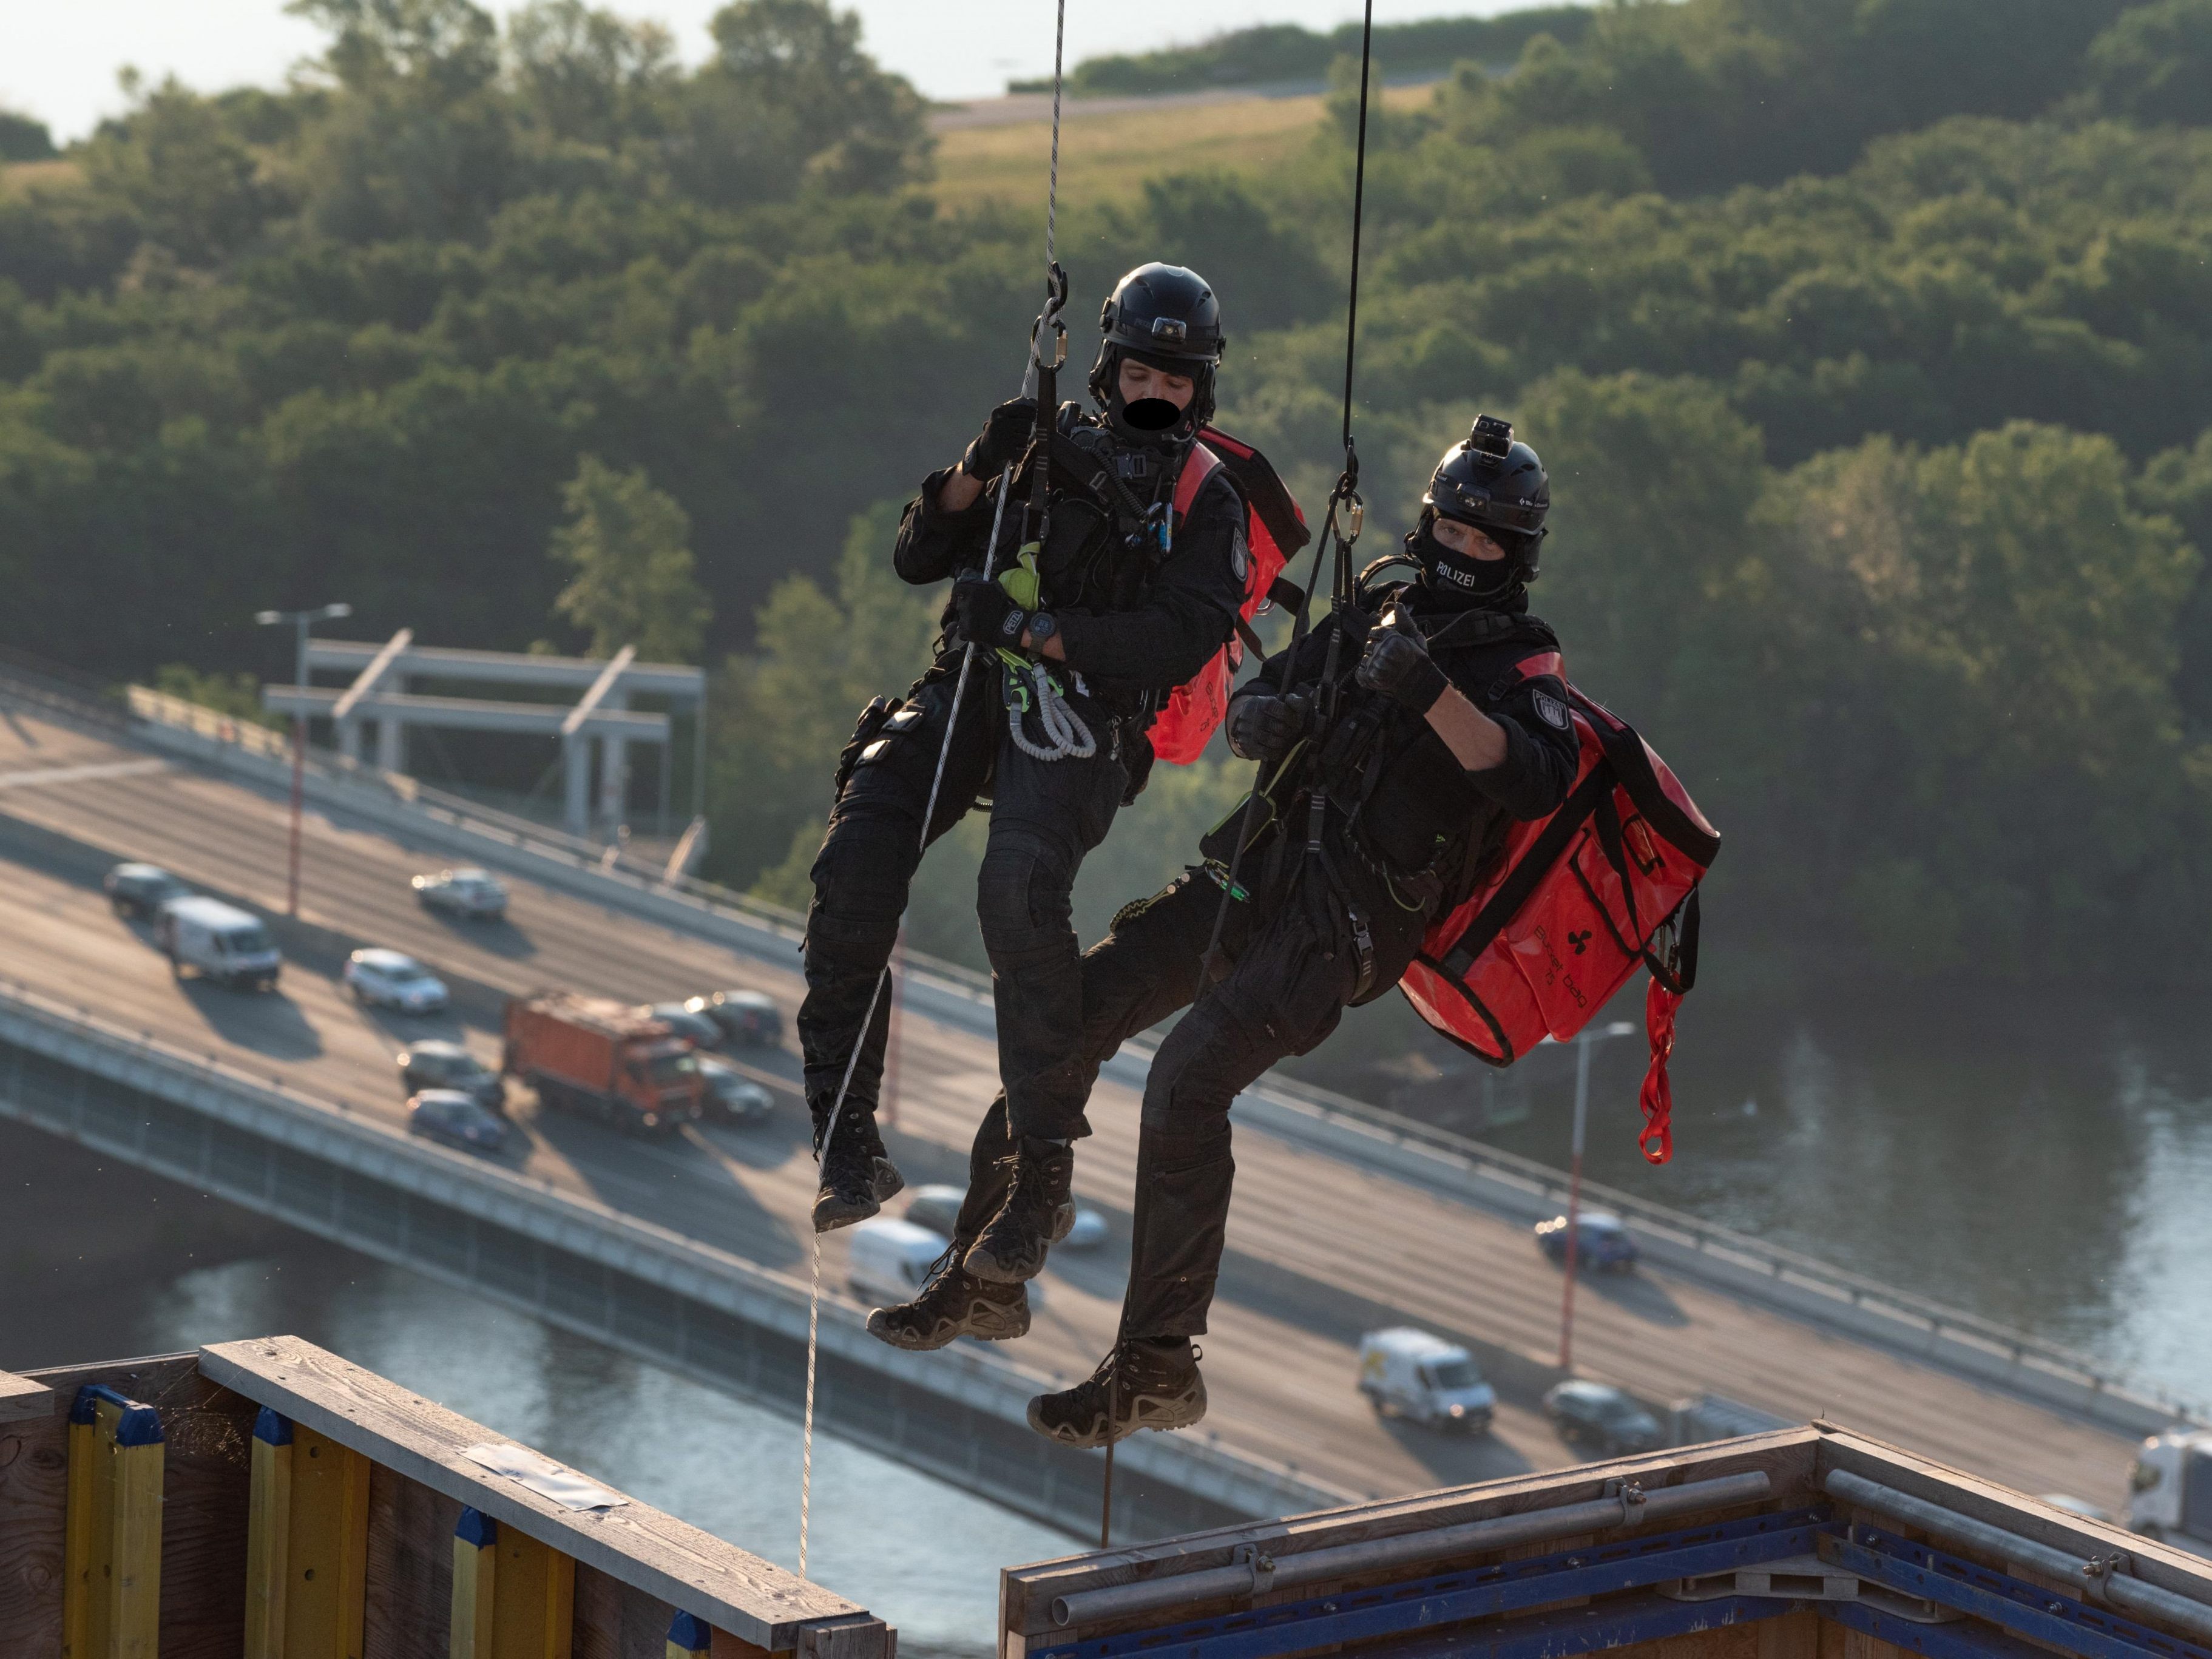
{"left": 1532, "top": 690, "right": 1572, "bottom": 731}
{"left": 1229, "top": 521, "right": 1248, "bottom": 582}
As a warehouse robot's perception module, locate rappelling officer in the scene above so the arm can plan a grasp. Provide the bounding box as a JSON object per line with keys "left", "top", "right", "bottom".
{"left": 868, "top": 417, "right": 1583, "bottom": 1447}
{"left": 797, "top": 264, "right": 1251, "bottom": 1272}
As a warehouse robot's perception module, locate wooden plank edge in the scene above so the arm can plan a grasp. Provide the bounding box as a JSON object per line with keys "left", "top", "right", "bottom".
{"left": 198, "top": 1336, "right": 873, "bottom": 1654}
{"left": 0, "top": 1369, "right": 54, "bottom": 1423}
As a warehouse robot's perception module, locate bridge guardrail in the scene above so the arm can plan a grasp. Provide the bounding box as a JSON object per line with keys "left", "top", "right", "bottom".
{"left": 29, "top": 674, "right": 2210, "bottom": 1436}
{"left": 0, "top": 976, "right": 1348, "bottom": 1527}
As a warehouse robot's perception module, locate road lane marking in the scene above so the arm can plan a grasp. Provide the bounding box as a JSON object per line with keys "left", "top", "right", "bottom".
{"left": 0, "top": 758, "right": 167, "bottom": 790}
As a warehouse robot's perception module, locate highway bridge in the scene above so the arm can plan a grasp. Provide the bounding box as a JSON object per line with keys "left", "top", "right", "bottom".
{"left": 0, "top": 688, "right": 2168, "bottom": 1533}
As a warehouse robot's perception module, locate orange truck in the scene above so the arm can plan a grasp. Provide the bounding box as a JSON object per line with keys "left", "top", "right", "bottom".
{"left": 501, "top": 991, "right": 705, "bottom": 1137}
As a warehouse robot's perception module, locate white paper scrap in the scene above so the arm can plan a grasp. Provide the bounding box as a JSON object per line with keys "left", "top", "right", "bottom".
{"left": 461, "top": 1442, "right": 629, "bottom": 1512}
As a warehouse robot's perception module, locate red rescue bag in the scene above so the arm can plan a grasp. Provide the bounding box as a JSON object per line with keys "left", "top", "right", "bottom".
{"left": 1150, "top": 428, "right": 1307, "bottom": 765}
{"left": 1398, "top": 672, "right": 1718, "bottom": 1163}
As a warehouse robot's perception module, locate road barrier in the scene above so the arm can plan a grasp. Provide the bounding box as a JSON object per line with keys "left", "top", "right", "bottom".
{"left": 0, "top": 978, "right": 1349, "bottom": 1542}
{"left": 17, "top": 671, "right": 2206, "bottom": 1439}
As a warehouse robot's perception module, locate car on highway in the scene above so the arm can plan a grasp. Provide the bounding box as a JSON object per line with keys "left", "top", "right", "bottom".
{"left": 344, "top": 948, "right": 450, "bottom": 1014}
{"left": 105, "top": 861, "right": 191, "bottom": 919}
{"left": 412, "top": 867, "right": 509, "bottom": 920}
{"left": 902, "top": 1183, "right": 1109, "bottom": 1251}
{"left": 1543, "top": 1379, "right": 1665, "bottom": 1455}
{"left": 695, "top": 1055, "right": 774, "bottom": 1124}
{"left": 847, "top": 1217, "right": 949, "bottom": 1306}
{"left": 1534, "top": 1210, "right": 1640, "bottom": 1272}
{"left": 407, "top": 1089, "right": 509, "bottom": 1155}
{"left": 685, "top": 990, "right": 783, "bottom": 1047}
{"left": 157, "top": 896, "right": 282, "bottom": 991}
{"left": 1358, "top": 1328, "right": 1496, "bottom": 1433}
{"left": 641, "top": 1002, "right": 726, "bottom": 1050}
{"left": 397, "top": 1040, "right": 505, "bottom": 1113}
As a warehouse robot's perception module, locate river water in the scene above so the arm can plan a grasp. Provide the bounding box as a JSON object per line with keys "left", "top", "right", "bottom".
{"left": 1334, "top": 976, "right": 2212, "bottom": 1408}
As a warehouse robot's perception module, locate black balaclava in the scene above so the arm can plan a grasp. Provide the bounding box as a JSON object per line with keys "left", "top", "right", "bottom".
{"left": 1410, "top": 511, "right": 1525, "bottom": 610}
{"left": 1101, "top": 346, "right": 1206, "bottom": 454}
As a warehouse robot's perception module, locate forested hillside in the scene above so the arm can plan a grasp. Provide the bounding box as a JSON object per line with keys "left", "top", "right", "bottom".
{"left": 4, "top": 0, "right": 2212, "bottom": 987}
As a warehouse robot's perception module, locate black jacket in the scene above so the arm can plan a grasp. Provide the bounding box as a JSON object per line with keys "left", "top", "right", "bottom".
{"left": 1242, "top": 580, "right": 1581, "bottom": 895}
{"left": 891, "top": 404, "right": 1247, "bottom": 714}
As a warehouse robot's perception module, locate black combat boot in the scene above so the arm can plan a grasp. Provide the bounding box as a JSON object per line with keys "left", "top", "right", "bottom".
{"left": 866, "top": 1246, "right": 1030, "bottom": 1350}
{"left": 962, "top": 1136, "right": 1075, "bottom": 1283}
{"left": 811, "top": 1113, "right": 904, "bottom": 1234}
{"left": 1026, "top": 1338, "right": 1206, "bottom": 1448}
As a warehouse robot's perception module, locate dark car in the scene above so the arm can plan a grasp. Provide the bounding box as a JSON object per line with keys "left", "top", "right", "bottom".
{"left": 695, "top": 1055, "right": 774, "bottom": 1124}
{"left": 641, "top": 1002, "right": 725, "bottom": 1050}
{"left": 1534, "top": 1211, "right": 1640, "bottom": 1272}
{"left": 685, "top": 990, "right": 782, "bottom": 1047}
{"left": 407, "top": 1089, "right": 509, "bottom": 1155}
{"left": 106, "top": 861, "right": 191, "bottom": 919}
{"left": 398, "top": 1040, "right": 506, "bottom": 1113}
{"left": 1543, "top": 1379, "right": 1664, "bottom": 1455}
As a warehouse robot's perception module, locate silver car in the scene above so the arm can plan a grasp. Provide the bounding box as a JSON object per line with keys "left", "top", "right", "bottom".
{"left": 413, "top": 867, "right": 509, "bottom": 919}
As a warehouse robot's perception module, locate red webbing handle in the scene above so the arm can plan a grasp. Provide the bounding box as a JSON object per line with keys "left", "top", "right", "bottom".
{"left": 1637, "top": 975, "right": 1681, "bottom": 1164}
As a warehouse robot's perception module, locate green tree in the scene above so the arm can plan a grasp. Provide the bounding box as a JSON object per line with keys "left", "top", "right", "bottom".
{"left": 80, "top": 76, "right": 274, "bottom": 266}
{"left": 507, "top": 0, "right": 674, "bottom": 147}
{"left": 549, "top": 454, "right": 710, "bottom": 660}
{"left": 2086, "top": 0, "right": 2212, "bottom": 126}
{"left": 0, "top": 109, "right": 58, "bottom": 163}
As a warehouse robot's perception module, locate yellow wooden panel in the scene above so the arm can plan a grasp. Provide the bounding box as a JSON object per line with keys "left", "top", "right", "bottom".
{"left": 62, "top": 1387, "right": 165, "bottom": 1659}
{"left": 452, "top": 1509, "right": 499, "bottom": 1659}
{"left": 491, "top": 1525, "right": 575, "bottom": 1659}
{"left": 287, "top": 1426, "right": 371, "bottom": 1659}
{"left": 245, "top": 1418, "right": 294, "bottom": 1659}
{"left": 62, "top": 1417, "right": 101, "bottom": 1659}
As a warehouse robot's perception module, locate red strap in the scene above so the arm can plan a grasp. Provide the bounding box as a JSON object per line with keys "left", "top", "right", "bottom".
{"left": 1637, "top": 976, "right": 1680, "bottom": 1164}
{"left": 1515, "top": 651, "right": 1565, "bottom": 681}
{"left": 1172, "top": 442, "right": 1223, "bottom": 522}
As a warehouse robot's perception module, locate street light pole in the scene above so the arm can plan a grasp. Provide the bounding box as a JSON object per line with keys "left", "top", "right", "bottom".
{"left": 1557, "top": 1018, "right": 1639, "bottom": 1371}
{"left": 256, "top": 602, "right": 352, "bottom": 918}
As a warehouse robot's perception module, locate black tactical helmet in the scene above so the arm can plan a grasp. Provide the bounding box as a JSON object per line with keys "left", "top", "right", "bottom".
{"left": 1089, "top": 262, "right": 1225, "bottom": 443}
{"left": 1424, "top": 414, "right": 1550, "bottom": 576}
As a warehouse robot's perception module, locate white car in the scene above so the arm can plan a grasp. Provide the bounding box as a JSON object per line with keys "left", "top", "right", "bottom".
{"left": 157, "top": 896, "right": 282, "bottom": 992}
{"left": 847, "top": 1217, "right": 950, "bottom": 1307}
{"left": 412, "top": 867, "right": 509, "bottom": 919}
{"left": 343, "top": 948, "right": 449, "bottom": 1013}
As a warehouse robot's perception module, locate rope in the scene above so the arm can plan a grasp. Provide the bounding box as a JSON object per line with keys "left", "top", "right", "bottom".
{"left": 919, "top": 468, "right": 1016, "bottom": 851}
{"left": 1341, "top": 0, "right": 1374, "bottom": 465}
{"left": 1047, "top": 0, "right": 1064, "bottom": 268}
{"left": 799, "top": 965, "right": 887, "bottom": 1580}
{"left": 1005, "top": 661, "right": 1096, "bottom": 761}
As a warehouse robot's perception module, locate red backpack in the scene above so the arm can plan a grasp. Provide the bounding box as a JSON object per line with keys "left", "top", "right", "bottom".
{"left": 1398, "top": 667, "right": 1719, "bottom": 1163}
{"left": 1150, "top": 428, "right": 1307, "bottom": 765}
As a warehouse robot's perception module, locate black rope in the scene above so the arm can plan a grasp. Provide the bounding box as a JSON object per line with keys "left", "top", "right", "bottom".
{"left": 1340, "top": 0, "right": 1374, "bottom": 470}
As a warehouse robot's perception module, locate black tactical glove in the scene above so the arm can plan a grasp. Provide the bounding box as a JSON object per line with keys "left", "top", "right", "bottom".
{"left": 962, "top": 398, "right": 1038, "bottom": 480}
{"left": 953, "top": 577, "right": 1027, "bottom": 648}
{"left": 1225, "top": 692, "right": 1304, "bottom": 763}
{"left": 1356, "top": 623, "right": 1450, "bottom": 715}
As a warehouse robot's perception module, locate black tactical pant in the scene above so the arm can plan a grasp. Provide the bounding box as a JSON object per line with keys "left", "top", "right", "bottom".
{"left": 950, "top": 842, "right": 1430, "bottom": 1340}
{"left": 799, "top": 664, "right": 1129, "bottom": 1147}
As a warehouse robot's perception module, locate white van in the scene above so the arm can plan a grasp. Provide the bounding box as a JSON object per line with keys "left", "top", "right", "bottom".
{"left": 156, "top": 896, "right": 283, "bottom": 991}
{"left": 2128, "top": 1428, "right": 2212, "bottom": 1550}
{"left": 1358, "top": 1328, "right": 1497, "bottom": 1433}
{"left": 847, "top": 1218, "right": 949, "bottom": 1308}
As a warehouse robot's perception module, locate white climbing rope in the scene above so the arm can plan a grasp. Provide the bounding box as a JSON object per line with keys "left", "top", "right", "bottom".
{"left": 1005, "top": 661, "right": 1096, "bottom": 761}
{"left": 799, "top": 965, "right": 885, "bottom": 1581}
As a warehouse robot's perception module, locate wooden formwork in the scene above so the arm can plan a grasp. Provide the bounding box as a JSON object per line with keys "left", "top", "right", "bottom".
{"left": 0, "top": 1336, "right": 891, "bottom": 1659}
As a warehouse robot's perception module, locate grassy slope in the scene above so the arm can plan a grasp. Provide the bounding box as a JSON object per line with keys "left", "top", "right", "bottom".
{"left": 932, "top": 83, "right": 1432, "bottom": 208}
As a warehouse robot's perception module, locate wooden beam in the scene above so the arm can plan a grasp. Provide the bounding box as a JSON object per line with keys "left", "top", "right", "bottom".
{"left": 200, "top": 1337, "right": 880, "bottom": 1656}
{"left": 0, "top": 1370, "right": 52, "bottom": 1424}
{"left": 62, "top": 1384, "right": 166, "bottom": 1659}
{"left": 248, "top": 1406, "right": 373, "bottom": 1659}
{"left": 452, "top": 1509, "right": 499, "bottom": 1659}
